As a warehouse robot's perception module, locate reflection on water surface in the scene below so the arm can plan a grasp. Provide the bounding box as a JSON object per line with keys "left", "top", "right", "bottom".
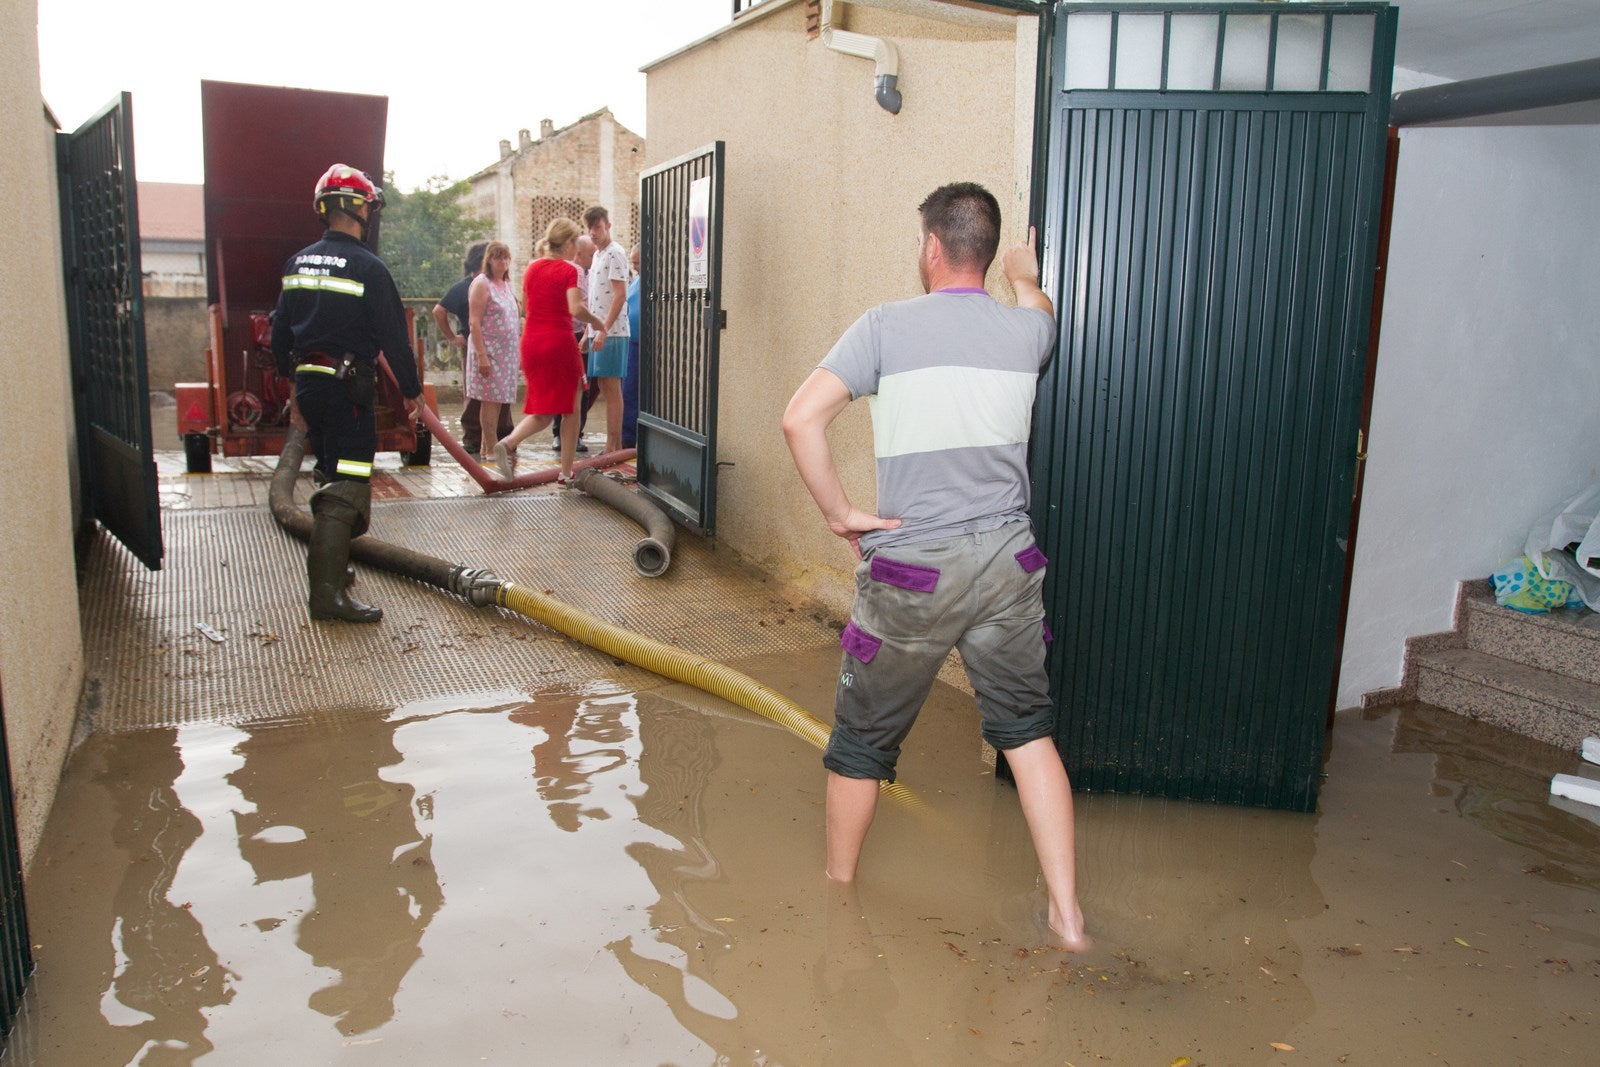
{"left": 7, "top": 659, "right": 1598, "bottom": 1064}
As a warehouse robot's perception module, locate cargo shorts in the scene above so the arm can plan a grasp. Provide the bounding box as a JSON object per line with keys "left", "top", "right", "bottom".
{"left": 823, "top": 519, "right": 1056, "bottom": 782}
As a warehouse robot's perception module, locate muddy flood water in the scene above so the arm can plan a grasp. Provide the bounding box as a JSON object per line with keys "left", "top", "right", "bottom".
{"left": 6, "top": 646, "right": 1597, "bottom": 1065}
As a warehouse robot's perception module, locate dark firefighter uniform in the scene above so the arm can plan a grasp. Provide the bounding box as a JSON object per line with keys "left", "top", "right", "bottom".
{"left": 271, "top": 229, "right": 421, "bottom": 480}
{"left": 271, "top": 228, "right": 421, "bottom": 622}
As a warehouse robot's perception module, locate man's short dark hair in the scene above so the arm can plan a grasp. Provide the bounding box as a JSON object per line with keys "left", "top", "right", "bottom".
{"left": 582, "top": 205, "right": 610, "bottom": 227}
{"left": 463, "top": 241, "right": 489, "bottom": 277}
{"left": 918, "top": 183, "right": 1001, "bottom": 273}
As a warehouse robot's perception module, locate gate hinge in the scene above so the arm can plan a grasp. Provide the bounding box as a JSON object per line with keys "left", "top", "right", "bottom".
{"left": 705, "top": 308, "right": 727, "bottom": 331}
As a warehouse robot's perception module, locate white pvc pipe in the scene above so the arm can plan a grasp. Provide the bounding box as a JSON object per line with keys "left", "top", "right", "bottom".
{"left": 822, "top": 0, "right": 902, "bottom": 113}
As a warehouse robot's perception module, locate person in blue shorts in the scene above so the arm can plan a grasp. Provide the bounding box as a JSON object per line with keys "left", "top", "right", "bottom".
{"left": 582, "top": 205, "right": 630, "bottom": 454}
{"left": 782, "top": 182, "right": 1089, "bottom": 951}
{"left": 622, "top": 243, "right": 641, "bottom": 449}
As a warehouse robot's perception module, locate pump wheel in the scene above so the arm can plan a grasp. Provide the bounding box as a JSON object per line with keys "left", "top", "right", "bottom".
{"left": 227, "top": 390, "right": 264, "bottom": 429}
{"left": 183, "top": 433, "right": 212, "bottom": 473}
{"left": 400, "top": 429, "right": 432, "bottom": 467}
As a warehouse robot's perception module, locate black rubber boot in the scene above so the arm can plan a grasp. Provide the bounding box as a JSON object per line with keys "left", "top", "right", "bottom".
{"left": 307, "top": 481, "right": 382, "bottom": 623}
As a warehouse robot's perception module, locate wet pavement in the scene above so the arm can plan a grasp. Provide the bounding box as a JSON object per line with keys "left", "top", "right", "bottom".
{"left": 11, "top": 433, "right": 1600, "bottom": 1063}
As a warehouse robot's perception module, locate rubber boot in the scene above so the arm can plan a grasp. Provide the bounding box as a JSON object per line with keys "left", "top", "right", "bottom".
{"left": 307, "top": 481, "right": 382, "bottom": 623}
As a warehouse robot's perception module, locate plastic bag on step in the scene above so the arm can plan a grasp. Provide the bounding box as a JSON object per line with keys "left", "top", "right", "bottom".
{"left": 1491, "top": 555, "right": 1581, "bottom": 613}
{"left": 1524, "top": 482, "right": 1600, "bottom": 611}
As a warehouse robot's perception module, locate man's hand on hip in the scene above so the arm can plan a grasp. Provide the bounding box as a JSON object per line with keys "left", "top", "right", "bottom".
{"left": 828, "top": 508, "right": 902, "bottom": 560}
{"left": 782, "top": 368, "right": 904, "bottom": 559}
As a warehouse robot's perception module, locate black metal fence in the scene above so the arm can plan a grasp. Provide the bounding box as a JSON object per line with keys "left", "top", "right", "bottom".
{"left": 0, "top": 686, "right": 34, "bottom": 1043}
{"left": 59, "top": 93, "right": 163, "bottom": 571}
{"left": 637, "top": 142, "right": 725, "bottom": 534}
{"left": 640, "top": 154, "right": 720, "bottom": 440}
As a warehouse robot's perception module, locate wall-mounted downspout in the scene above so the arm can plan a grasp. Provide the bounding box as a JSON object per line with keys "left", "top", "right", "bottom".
{"left": 821, "top": 0, "right": 902, "bottom": 114}
{"left": 819, "top": 0, "right": 1027, "bottom": 115}
{"left": 1390, "top": 56, "right": 1600, "bottom": 126}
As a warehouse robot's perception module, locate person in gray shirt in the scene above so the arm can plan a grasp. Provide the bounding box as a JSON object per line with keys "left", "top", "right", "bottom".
{"left": 782, "top": 182, "right": 1089, "bottom": 952}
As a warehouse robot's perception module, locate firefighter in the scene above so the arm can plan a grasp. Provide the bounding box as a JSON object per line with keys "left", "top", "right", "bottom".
{"left": 271, "top": 163, "right": 422, "bottom": 623}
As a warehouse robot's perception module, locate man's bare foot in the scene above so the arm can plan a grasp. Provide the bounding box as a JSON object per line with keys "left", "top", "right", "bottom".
{"left": 1047, "top": 904, "right": 1092, "bottom": 953}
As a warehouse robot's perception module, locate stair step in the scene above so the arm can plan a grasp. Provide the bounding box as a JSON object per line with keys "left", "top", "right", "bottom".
{"left": 1413, "top": 647, "right": 1600, "bottom": 753}
{"left": 1463, "top": 584, "right": 1600, "bottom": 685}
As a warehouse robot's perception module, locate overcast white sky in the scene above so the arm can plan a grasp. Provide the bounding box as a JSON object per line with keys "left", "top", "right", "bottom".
{"left": 38, "top": 0, "right": 735, "bottom": 188}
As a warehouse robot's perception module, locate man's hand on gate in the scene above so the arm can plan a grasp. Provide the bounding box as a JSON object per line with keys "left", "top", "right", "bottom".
{"left": 1001, "top": 226, "right": 1053, "bottom": 316}
{"left": 1001, "top": 226, "right": 1041, "bottom": 286}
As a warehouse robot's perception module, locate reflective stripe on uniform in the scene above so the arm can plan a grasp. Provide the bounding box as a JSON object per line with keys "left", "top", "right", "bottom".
{"left": 296, "top": 364, "right": 338, "bottom": 376}
{"left": 335, "top": 459, "right": 373, "bottom": 479}
{"left": 282, "top": 274, "right": 366, "bottom": 296}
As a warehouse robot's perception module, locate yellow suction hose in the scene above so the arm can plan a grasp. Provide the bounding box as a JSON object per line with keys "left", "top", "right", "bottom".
{"left": 268, "top": 427, "right": 918, "bottom": 809}
{"left": 498, "top": 581, "right": 922, "bottom": 810}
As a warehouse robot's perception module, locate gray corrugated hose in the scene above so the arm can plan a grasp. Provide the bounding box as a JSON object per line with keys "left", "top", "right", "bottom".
{"left": 572, "top": 468, "right": 676, "bottom": 578}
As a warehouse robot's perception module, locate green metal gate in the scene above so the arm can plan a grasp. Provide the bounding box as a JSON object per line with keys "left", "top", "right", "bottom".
{"left": 637, "top": 142, "right": 725, "bottom": 535}
{"left": 0, "top": 686, "right": 33, "bottom": 1043}
{"left": 58, "top": 92, "right": 162, "bottom": 571}
{"left": 1033, "top": 4, "right": 1396, "bottom": 810}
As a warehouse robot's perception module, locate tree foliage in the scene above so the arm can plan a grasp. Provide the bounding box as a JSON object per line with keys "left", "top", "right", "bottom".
{"left": 379, "top": 174, "right": 492, "bottom": 299}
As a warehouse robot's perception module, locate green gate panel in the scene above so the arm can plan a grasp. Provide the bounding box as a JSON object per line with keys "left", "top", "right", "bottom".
{"left": 59, "top": 92, "right": 163, "bottom": 572}
{"left": 1035, "top": 5, "right": 1395, "bottom": 810}
{"left": 637, "top": 142, "right": 725, "bottom": 536}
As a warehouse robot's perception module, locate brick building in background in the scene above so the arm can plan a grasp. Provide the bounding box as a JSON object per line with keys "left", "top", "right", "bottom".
{"left": 462, "top": 107, "right": 644, "bottom": 268}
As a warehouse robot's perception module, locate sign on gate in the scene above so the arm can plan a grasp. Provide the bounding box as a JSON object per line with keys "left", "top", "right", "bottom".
{"left": 688, "top": 177, "right": 710, "bottom": 291}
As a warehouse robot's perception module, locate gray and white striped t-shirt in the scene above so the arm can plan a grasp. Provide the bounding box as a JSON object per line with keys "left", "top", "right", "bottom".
{"left": 819, "top": 289, "right": 1055, "bottom": 552}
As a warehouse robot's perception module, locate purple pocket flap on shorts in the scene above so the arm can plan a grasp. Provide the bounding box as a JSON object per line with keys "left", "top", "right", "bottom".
{"left": 841, "top": 621, "right": 883, "bottom": 664}
{"left": 869, "top": 555, "right": 940, "bottom": 592}
{"left": 1015, "top": 544, "right": 1048, "bottom": 573}
{"left": 1042, "top": 620, "right": 1054, "bottom": 644}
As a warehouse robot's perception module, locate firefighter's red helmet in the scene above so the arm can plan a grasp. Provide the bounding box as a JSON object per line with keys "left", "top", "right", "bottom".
{"left": 313, "top": 164, "right": 385, "bottom": 215}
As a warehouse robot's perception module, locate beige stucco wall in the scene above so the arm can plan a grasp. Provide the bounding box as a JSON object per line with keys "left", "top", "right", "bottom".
{"left": 645, "top": 1, "right": 1040, "bottom": 615}
{"left": 0, "top": 0, "right": 86, "bottom": 868}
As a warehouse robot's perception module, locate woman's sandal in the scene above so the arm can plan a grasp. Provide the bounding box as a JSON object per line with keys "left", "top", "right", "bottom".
{"left": 494, "top": 441, "right": 518, "bottom": 479}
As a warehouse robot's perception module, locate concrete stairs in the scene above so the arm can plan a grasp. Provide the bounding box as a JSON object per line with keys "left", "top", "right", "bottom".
{"left": 1369, "top": 579, "right": 1600, "bottom": 752}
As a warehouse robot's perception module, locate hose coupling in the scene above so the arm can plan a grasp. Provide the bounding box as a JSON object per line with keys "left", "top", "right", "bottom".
{"left": 448, "top": 564, "right": 506, "bottom": 607}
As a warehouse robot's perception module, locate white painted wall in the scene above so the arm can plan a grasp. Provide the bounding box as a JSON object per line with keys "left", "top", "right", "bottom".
{"left": 1337, "top": 94, "right": 1600, "bottom": 707}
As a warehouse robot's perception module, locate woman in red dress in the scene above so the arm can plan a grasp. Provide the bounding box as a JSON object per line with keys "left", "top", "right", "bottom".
{"left": 495, "top": 217, "right": 606, "bottom": 484}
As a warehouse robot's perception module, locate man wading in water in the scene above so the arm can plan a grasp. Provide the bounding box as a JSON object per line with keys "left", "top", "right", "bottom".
{"left": 782, "top": 182, "right": 1090, "bottom": 951}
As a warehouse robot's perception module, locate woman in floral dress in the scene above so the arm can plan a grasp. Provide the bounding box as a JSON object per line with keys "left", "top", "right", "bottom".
{"left": 465, "top": 241, "right": 520, "bottom": 456}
